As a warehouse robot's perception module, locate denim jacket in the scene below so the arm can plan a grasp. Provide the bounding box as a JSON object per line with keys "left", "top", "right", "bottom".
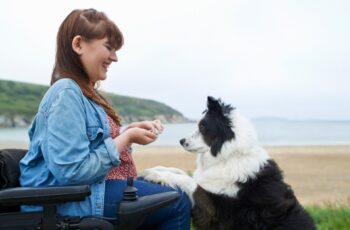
{"left": 19, "top": 78, "right": 120, "bottom": 217}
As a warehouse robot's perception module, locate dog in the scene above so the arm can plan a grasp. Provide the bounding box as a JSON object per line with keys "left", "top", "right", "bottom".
{"left": 141, "top": 96, "right": 316, "bottom": 230}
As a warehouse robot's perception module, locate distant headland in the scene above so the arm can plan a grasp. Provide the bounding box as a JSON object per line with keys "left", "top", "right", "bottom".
{"left": 0, "top": 79, "right": 191, "bottom": 127}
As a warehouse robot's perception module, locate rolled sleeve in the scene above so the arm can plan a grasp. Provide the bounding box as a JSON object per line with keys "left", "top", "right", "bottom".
{"left": 103, "top": 137, "right": 120, "bottom": 166}
{"left": 43, "top": 88, "right": 119, "bottom": 185}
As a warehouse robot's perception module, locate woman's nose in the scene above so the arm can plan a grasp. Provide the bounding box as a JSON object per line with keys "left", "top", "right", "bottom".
{"left": 110, "top": 52, "right": 118, "bottom": 62}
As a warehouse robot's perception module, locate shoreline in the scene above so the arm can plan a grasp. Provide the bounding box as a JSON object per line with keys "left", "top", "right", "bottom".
{"left": 2, "top": 141, "right": 349, "bottom": 206}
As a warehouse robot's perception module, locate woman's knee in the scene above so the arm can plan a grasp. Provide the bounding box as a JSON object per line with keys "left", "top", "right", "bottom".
{"left": 174, "top": 190, "right": 191, "bottom": 216}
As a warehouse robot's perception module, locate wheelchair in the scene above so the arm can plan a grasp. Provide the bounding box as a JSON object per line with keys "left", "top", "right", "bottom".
{"left": 0, "top": 149, "right": 179, "bottom": 230}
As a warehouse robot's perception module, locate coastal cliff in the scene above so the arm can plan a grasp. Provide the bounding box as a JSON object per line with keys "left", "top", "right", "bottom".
{"left": 0, "top": 79, "right": 190, "bottom": 127}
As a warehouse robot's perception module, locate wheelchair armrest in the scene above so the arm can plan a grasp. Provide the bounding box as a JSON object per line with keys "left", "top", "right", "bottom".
{"left": 0, "top": 185, "right": 90, "bottom": 206}
{"left": 117, "top": 191, "right": 180, "bottom": 230}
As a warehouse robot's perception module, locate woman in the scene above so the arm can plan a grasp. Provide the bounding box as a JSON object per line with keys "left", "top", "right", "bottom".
{"left": 19, "top": 8, "right": 190, "bottom": 229}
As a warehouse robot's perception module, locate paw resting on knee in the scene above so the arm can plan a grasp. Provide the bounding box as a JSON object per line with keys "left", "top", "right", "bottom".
{"left": 145, "top": 166, "right": 188, "bottom": 175}
{"left": 140, "top": 169, "right": 182, "bottom": 190}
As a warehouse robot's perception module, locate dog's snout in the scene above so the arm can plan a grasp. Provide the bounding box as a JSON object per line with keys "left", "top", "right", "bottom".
{"left": 179, "top": 138, "right": 186, "bottom": 146}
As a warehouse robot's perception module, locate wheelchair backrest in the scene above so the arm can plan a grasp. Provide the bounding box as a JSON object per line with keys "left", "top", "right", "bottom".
{"left": 0, "top": 149, "right": 27, "bottom": 212}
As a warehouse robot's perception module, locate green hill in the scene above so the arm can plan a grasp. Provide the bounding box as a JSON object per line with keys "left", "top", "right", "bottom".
{"left": 0, "top": 79, "right": 188, "bottom": 127}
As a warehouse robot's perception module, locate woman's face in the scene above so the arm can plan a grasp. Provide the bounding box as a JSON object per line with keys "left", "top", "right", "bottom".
{"left": 79, "top": 37, "right": 117, "bottom": 84}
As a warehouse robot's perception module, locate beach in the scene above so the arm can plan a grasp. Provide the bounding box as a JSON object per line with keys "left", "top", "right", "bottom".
{"left": 3, "top": 141, "right": 349, "bottom": 206}
{"left": 134, "top": 145, "right": 350, "bottom": 206}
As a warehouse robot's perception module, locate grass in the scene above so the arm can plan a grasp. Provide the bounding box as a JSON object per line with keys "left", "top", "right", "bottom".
{"left": 190, "top": 200, "right": 350, "bottom": 230}
{"left": 306, "top": 200, "right": 350, "bottom": 230}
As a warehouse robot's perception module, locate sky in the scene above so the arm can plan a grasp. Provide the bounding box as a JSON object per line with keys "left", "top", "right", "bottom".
{"left": 0, "top": 0, "right": 349, "bottom": 120}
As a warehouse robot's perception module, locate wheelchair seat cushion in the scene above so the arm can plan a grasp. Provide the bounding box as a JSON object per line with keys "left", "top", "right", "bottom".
{"left": 0, "top": 149, "right": 27, "bottom": 189}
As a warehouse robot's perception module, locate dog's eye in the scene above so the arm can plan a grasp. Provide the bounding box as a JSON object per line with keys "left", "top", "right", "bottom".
{"left": 199, "top": 124, "right": 205, "bottom": 131}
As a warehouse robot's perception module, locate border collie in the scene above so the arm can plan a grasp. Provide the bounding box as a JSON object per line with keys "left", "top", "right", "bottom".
{"left": 141, "top": 96, "right": 316, "bottom": 230}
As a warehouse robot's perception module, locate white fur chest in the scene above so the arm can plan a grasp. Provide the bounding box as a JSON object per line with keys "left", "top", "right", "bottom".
{"left": 193, "top": 147, "right": 270, "bottom": 197}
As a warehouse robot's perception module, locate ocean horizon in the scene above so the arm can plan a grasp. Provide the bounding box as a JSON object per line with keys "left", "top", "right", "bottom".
{"left": 1, "top": 118, "right": 350, "bottom": 146}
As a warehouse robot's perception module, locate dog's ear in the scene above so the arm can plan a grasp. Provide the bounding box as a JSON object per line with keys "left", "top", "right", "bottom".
{"left": 207, "top": 96, "right": 221, "bottom": 113}
{"left": 207, "top": 96, "right": 235, "bottom": 116}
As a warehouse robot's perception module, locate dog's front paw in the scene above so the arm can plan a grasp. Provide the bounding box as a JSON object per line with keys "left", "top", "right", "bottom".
{"left": 141, "top": 169, "right": 172, "bottom": 187}
{"left": 141, "top": 168, "right": 182, "bottom": 189}
{"left": 150, "top": 166, "right": 188, "bottom": 175}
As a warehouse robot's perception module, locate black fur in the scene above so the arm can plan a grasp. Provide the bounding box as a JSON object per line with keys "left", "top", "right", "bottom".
{"left": 192, "top": 97, "right": 316, "bottom": 229}
{"left": 200, "top": 97, "right": 235, "bottom": 156}
{"left": 192, "top": 160, "right": 316, "bottom": 230}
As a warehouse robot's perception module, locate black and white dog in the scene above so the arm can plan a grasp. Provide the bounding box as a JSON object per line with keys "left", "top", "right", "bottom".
{"left": 141, "top": 96, "right": 316, "bottom": 230}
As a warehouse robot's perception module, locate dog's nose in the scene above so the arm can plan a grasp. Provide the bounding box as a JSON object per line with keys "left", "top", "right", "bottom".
{"left": 179, "top": 138, "right": 186, "bottom": 146}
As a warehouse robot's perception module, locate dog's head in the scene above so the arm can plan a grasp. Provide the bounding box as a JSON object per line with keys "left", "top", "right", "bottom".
{"left": 180, "top": 96, "right": 258, "bottom": 157}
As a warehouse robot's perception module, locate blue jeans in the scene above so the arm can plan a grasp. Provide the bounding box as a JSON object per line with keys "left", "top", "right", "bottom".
{"left": 104, "top": 179, "right": 191, "bottom": 230}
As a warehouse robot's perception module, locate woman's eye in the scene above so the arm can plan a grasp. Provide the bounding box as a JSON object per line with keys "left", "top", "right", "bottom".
{"left": 105, "top": 45, "right": 112, "bottom": 50}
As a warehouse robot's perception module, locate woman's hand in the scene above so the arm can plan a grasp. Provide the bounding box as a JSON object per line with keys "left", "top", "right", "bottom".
{"left": 126, "top": 127, "right": 159, "bottom": 145}
{"left": 114, "top": 120, "right": 163, "bottom": 151}
{"left": 113, "top": 127, "right": 158, "bottom": 152}
{"left": 127, "top": 120, "right": 164, "bottom": 135}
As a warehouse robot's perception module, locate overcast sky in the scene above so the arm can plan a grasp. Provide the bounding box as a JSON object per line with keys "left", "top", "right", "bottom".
{"left": 0, "top": 0, "right": 349, "bottom": 120}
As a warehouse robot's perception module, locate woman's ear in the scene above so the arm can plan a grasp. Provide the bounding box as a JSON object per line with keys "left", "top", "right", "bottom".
{"left": 72, "top": 35, "right": 84, "bottom": 55}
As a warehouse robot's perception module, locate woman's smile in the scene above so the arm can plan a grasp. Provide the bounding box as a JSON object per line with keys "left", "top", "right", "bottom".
{"left": 103, "top": 62, "right": 111, "bottom": 72}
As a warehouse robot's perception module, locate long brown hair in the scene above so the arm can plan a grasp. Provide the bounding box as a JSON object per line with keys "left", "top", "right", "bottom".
{"left": 51, "top": 8, "right": 123, "bottom": 125}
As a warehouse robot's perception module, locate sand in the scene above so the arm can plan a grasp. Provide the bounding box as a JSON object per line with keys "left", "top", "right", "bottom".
{"left": 2, "top": 141, "right": 349, "bottom": 206}
{"left": 132, "top": 145, "right": 350, "bottom": 206}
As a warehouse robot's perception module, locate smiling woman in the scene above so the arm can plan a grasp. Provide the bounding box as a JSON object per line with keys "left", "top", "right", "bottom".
{"left": 18, "top": 8, "right": 191, "bottom": 229}
{"left": 51, "top": 8, "right": 124, "bottom": 125}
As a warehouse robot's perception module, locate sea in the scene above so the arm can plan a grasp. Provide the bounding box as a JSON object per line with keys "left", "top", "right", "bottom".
{"left": 1, "top": 119, "right": 350, "bottom": 146}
